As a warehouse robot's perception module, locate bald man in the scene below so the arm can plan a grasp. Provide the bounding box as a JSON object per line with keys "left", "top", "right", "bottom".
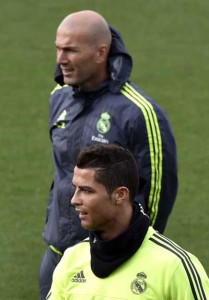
{"left": 39, "top": 10, "right": 178, "bottom": 300}
{"left": 56, "top": 11, "right": 111, "bottom": 89}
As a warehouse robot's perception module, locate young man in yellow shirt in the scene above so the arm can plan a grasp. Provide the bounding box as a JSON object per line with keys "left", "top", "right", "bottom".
{"left": 47, "top": 144, "right": 209, "bottom": 300}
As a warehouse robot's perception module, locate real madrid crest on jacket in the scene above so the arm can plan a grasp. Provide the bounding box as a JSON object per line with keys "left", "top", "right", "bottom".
{"left": 43, "top": 25, "right": 178, "bottom": 253}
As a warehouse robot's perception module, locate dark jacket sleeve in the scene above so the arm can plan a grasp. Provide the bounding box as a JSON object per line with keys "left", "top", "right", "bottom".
{"left": 154, "top": 125, "right": 178, "bottom": 233}
{"left": 45, "top": 181, "right": 54, "bottom": 224}
{"left": 130, "top": 104, "right": 178, "bottom": 234}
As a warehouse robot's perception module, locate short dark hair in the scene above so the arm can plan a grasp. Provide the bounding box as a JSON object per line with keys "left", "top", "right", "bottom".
{"left": 76, "top": 144, "right": 139, "bottom": 201}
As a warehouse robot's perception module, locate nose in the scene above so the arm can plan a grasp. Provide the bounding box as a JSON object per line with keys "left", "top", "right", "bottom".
{"left": 71, "top": 188, "right": 81, "bottom": 207}
{"left": 57, "top": 49, "right": 67, "bottom": 65}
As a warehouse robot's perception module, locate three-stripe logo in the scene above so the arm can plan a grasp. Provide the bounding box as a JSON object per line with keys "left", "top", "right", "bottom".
{"left": 71, "top": 270, "right": 86, "bottom": 283}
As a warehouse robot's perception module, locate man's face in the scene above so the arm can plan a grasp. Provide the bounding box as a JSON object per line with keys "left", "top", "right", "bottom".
{"left": 71, "top": 167, "right": 117, "bottom": 232}
{"left": 55, "top": 29, "right": 103, "bottom": 89}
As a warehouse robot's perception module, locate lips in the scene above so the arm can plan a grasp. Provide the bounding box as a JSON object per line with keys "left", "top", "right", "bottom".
{"left": 79, "top": 211, "right": 86, "bottom": 215}
{"left": 76, "top": 209, "right": 87, "bottom": 218}
{"left": 62, "top": 69, "right": 73, "bottom": 75}
{"left": 60, "top": 66, "right": 73, "bottom": 75}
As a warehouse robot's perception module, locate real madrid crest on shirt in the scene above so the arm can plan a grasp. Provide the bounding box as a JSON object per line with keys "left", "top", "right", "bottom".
{"left": 131, "top": 272, "right": 147, "bottom": 294}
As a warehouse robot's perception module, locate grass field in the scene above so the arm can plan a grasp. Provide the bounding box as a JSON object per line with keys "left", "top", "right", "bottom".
{"left": 1, "top": 0, "right": 209, "bottom": 299}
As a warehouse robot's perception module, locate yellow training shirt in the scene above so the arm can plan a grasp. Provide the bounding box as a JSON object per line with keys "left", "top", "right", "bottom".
{"left": 47, "top": 227, "right": 209, "bottom": 299}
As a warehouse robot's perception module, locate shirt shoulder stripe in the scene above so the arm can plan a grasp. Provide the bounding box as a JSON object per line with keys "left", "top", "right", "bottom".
{"left": 150, "top": 233, "right": 207, "bottom": 300}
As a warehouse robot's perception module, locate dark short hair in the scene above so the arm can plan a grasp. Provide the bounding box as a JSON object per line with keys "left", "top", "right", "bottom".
{"left": 76, "top": 144, "right": 139, "bottom": 202}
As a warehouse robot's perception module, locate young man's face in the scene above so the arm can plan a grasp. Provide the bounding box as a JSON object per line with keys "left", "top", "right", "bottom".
{"left": 71, "top": 166, "right": 118, "bottom": 233}
{"left": 55, "top": 29, "right": 104, "bottom": 89}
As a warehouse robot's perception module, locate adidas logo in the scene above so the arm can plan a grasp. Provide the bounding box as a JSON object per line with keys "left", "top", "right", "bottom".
{"left": 71, "top": 270, "right": 86, "bottom": 283}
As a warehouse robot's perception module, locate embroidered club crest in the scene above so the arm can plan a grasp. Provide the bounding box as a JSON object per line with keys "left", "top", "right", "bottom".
{"left": 96, "top": 112, "right": 111, "bottom": 134}
{"left": 131, "top": 272, "right": 147, "bottom": 294}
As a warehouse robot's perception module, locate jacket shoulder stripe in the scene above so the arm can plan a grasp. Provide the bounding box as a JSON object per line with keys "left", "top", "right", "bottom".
{"left": 121, "top": 82, "right": 162, "bottom": 226}
{"left": 150, "top": 233, "right": 207, "bottom": 300}
{"left": 50, "top": 84, "right": 68, "bottom": 95}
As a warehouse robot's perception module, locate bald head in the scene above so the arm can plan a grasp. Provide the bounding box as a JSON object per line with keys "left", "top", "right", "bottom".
{"left": 57, "top": 10, "right": 112, "bottom": 49}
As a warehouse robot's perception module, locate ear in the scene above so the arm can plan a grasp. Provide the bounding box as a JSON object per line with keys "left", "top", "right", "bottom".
{"left": 96, "top": 44, "right": 108, "bottom": 63}
{"left": 112, "top": 187, "right": 129, "bottom": 205}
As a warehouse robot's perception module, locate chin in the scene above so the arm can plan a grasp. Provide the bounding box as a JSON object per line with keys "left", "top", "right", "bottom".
{"left": 63, "top": 77, "right": 75, "bottom": 85}
{"left": 64, "top": 80, "right": 72, "bottom": 85}
{"left": 81, "top": 222, "right": 94, "bottom": 231}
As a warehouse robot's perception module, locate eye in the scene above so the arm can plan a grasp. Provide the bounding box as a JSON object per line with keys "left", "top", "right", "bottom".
{"left": 81, "top": 188, "right": 92, "bottom": 194}
{"left": 55, "top": 46, "right": 78, "bottom": 54}
{"left": 64, "top": 47, "right": 78, "bottom": 54}
{"left": 83, "top": 189, "right": 90, "bottom": 194}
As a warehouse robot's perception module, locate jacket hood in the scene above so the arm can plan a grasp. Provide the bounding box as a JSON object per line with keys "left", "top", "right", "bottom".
{"left": 54, "top": 25, "right": 133, "bottom": 93}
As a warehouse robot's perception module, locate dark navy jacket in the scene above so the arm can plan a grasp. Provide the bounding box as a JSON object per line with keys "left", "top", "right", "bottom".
{"left": 43, "top": 26, "right": 178, "bottom": 252}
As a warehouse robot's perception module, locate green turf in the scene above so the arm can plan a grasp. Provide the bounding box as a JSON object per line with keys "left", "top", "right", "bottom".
{"left": 1, "top": 0, "right": 209, "bottom": 298}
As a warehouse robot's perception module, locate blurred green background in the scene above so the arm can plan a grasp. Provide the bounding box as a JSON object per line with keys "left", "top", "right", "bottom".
{"left": 0, "top": 0, "right": 208, "bottom": 299}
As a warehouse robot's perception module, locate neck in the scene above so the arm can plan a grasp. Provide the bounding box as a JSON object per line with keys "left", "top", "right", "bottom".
{"left": 97, "top": 205, "right": 133, "bottom": 241}
{"left": 78, "top": 68, "right": 108, "bottom": 91}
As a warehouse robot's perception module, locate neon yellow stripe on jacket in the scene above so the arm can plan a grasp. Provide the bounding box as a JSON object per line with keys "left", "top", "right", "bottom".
{"left": 121, "top": 82, "right": 162, "bottom": 226}
{"left": 51, "top": 84, "right": 68, "bottom": 95}
{"left": 49, "top": 245, "right": 63, "bottom": 256}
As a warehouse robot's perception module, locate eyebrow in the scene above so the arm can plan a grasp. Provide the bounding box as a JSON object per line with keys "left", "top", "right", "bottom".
{"left": 72, "top": 183, "right": 92, "bottom": 189}
{"left": 55, "top": 42, "right": 78, "bottom": 50}
{"left": 80, "top": 185, "right": 93, "bottom": 190}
